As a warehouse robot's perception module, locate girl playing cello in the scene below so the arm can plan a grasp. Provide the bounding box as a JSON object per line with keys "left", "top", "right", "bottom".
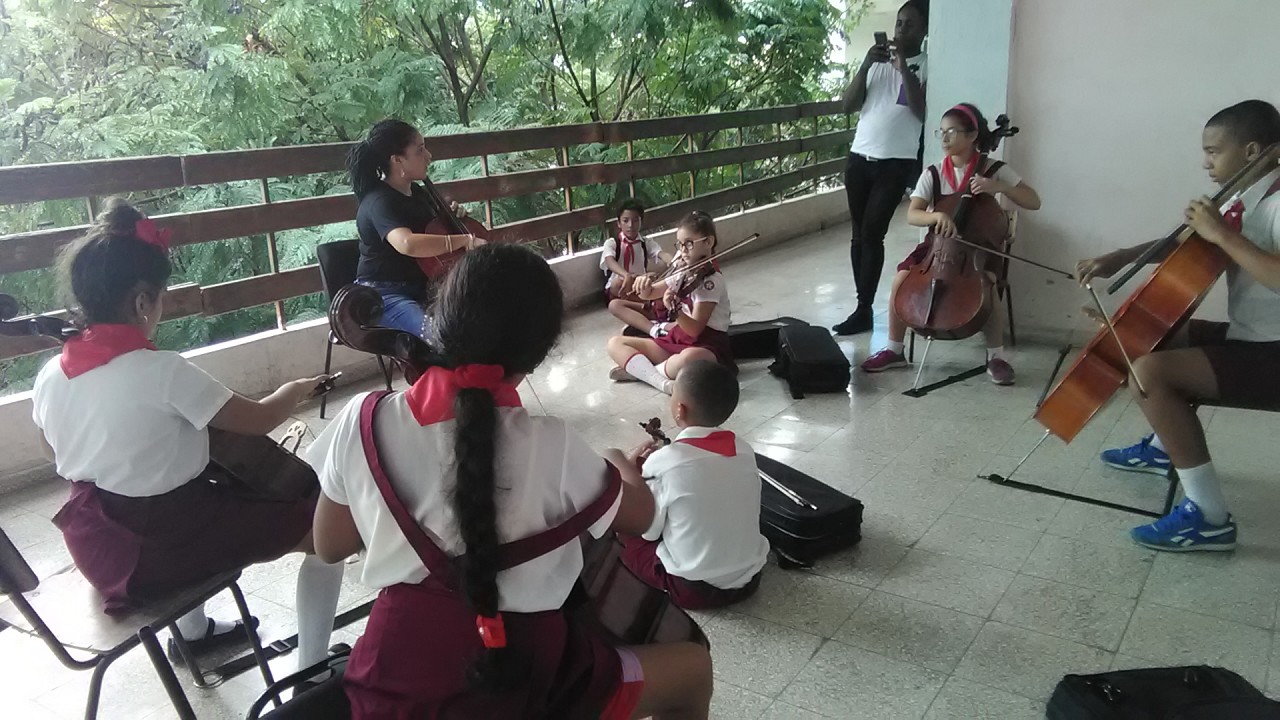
{"left": 606, "top": 211, "right": 735, "bottom": 395}
{"left": 860, "top": 102, "right": 1041, "bottom": 384}
{"left": 30, "top": 200, "right": 343, "bottom": 672}
{"left": 308, "top": 244, "right": 712, "bottom": 718}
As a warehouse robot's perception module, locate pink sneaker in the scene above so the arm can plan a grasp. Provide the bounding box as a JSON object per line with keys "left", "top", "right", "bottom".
{"left": 986, "top": 357, "right": 1015, "bottom": 385}
{"left": 860, "top": 349, "right": 908, "bottom": 373}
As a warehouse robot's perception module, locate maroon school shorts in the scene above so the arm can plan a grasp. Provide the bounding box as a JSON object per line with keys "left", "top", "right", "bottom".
{"left": 1184, "top": 319, "right": 1280, "bottom": 411}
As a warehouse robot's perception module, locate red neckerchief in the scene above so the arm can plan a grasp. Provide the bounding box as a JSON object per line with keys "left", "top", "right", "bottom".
{"left": 619, "top": 232, "right": 643, "bottom": 272}
{"left": 403, "top": 366, "right": 523, "bottom": 426}
{"left": 1223, "top": 199, "right": 1246, "bottom": 233}
{"left": 59, "top": 324, "right": 155, "bottom": 379}
{"left": 675, "top": 430, "right": 738, "bottom": 457}
{"left": 942, "top": 152, "right": 981, "bottom": 195}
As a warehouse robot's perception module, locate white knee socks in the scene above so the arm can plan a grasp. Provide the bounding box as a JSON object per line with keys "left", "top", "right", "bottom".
{"left": 1178, "top": 462, "right": 1229, "bottom": 525}
{"left": 625, "top": 354, "right": 674, "bottom": 395}
{"left": 296, "top": 554, "right": 344, "bottom": 670}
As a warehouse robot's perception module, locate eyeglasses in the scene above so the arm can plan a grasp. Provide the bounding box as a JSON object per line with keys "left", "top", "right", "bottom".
{"left": 676, "top": 236, "right": 710, "bottom": 250}
{"left": 934, "top": 128, "right": 973, "bottom": 140}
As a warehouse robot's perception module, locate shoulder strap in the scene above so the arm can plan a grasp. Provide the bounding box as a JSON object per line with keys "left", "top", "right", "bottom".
{"left": 983, "top": 158, "right": 1006, "bottom": 178}
{"left": 928, "top": 165, "right": 941, "bottom": 205}
{"left": 358, "top": 392, "right": 625, "bottom": 579}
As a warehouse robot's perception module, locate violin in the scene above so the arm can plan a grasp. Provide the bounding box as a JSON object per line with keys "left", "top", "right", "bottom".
{"left": 654, "top": 232, "right": 761, "bottom": 323}
{"left": 1036, "top": 143, "right": 1280, "bottom": 443}
{"left": 894, "top": 115, "right": 1020, "bottom": 340}
{"left": 327, "top": 288, "right": 709, "bottom": 649}
{"left": 415, "top": 178, "right": 492, "bottom": 281}
{"left": 0, "top": 294, "right": 319, "bottom": 503}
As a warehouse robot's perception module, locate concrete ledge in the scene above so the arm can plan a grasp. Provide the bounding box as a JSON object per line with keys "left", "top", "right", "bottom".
{"left": 0, "top": 189, "right": 849, "bottom": 492}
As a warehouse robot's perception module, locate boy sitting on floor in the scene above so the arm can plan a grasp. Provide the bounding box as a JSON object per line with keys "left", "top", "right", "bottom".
{"left": 618, "top": 359, "right": 769, "bottom": 609}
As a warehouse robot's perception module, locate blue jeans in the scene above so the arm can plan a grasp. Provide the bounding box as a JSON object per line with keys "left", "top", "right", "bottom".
{"left": 356, "top": 280, "right": 435, "bottom": 344}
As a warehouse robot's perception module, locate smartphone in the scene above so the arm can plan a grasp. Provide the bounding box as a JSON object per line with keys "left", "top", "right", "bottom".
{"left": 874, "top": 31, "right": 889, "bottom": 47}
{"left": 311, "top": 372, "right": 342, "bottom": 398}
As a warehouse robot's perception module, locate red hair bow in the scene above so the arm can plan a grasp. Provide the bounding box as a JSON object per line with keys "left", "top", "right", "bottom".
{"left": 455, "top": 364, "right": 506, "bottom": 390}
{"left": 476, "top": 613, "right": 507, "bottom": 649}
{"left": 135, "top": 219, "right": 171, "bottom": 251}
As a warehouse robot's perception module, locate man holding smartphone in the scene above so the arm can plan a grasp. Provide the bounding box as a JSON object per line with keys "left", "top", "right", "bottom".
{"left": 834, "top": 1, "right": 929, "bottom": 336}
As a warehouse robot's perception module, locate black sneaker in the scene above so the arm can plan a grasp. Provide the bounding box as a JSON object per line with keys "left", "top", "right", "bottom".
{"left": 832, "top": 307, "right": 873, "bottom": 335}
{"left": 166, "top": 616, "right": 261, "bottom": 666}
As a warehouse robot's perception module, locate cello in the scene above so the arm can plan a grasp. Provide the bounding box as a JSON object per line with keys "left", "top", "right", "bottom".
{"left": 414, "top": 177, "right": 492, "bottom": 281}
{"left": 327, "top": 284, "right": 709, "bottom": 649}
{"left": 894, "top": 115, "right": 1020, "bottom": 340}
{"left": 1035, "top": 143, "right": 1280, "bottom": 444}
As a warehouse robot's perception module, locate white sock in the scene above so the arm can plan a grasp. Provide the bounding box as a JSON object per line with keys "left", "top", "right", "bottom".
{"left": 987, "top": 346, "right": 1005, "bottom": 361}
{"left": 296, "top": 554, "right": 344, "bottom": 670}
{"left": 1149, "top": 434, "right": 1166, "bottom": 452}
{"left": 887, "top": 340, "right": 905, "bottom": 354}
{"left": 625, "top": 354, "right": 673, "bottom": 394}
{"left": 174, "top": 605, "right": 235, "bottom": 641}
{"left": 1178, "top": 462, "right": 1229, "bottom": 525}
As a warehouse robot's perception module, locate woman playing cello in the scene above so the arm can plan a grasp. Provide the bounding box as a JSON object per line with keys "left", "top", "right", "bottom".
{"left": 347, "top": 119, "right": 485, "bottom": 342}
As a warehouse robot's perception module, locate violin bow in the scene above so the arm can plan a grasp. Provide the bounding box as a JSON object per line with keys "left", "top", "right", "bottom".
{"left": 658, "top": 232, "right": 762, "bottom": 282}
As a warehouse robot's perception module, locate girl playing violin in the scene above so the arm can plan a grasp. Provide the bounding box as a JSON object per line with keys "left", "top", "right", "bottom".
{"left": 308, "top": 244, "right": 712, "bottom": 719}
{"left": 606, "top": 211, "right": 735, "bottom": 395}
{"left": 30, "top": 200, "right": 343, "bottom": 672}
{"left": 347, "top": 119, "right": 484, "bottom": 342}
{"left": 860, "top": 102, "right": 1041, "bottom": 385}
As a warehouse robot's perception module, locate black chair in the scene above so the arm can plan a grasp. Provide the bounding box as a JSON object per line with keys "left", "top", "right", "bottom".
{"left": 245, "top": 647, "right": 352, "bottom": 719}
{"left": 0, "top": 526, "right": 275, "bottom": 720}
{"left": 316, "top": 240, "right": 393, "bottom": 418}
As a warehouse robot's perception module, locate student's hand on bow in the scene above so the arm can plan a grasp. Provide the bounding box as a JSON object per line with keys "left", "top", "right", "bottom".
{"left": 969, "top": 176, "right": 1006, "bottom": 196}
{"left": 1075, "top": 251, "right": 1129, "bottom": 286}
{"left": 633, "top": 274, "right": 654, "bottom": 296}
{"left": 1186, "top": 196, "right": 1230, "bottom": 245}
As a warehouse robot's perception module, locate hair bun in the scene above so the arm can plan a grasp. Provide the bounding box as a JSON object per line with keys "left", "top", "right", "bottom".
{"left": 96, "top": 198, "right": 145, "bottom": 235}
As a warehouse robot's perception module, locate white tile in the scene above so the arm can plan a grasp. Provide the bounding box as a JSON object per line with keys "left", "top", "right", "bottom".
{"left": 1045, "top": 501, "right": 1156, "bottom": 549}
{"left": 806, "top": 538, "right": 909, "bottom": 589}
{"left": 747, "top": 417, "right": 843, "bottom": 453}
{"left": 759, "top": 701, "right": 830, "bottom": 719}
{"left": 733, "top": 569, "right": 869, "bottom": 638}
{"left": 992, "top": 575, "right": 1135, "bottom": 652}
{"left": 779, "top": 640, "right": 947, "bottom": 719}
{"left": 705, "top": 613, "right": 824, "bottom": 697}
{"left": 1140, "top": 552, "right": 1280, "bottom": 629}
{"left": 946, "top": 479, "right": 1064, "bottom": 532}
{"left": 1118, "top": 603, "right": 1272, "bottom": 688}
{"left": 877, "top": 549, "right": 1016, "bottom": 617}
{"left": 954, "top": 622, "right": 1112, "bottom": 702}
{"left": 833, "top": 591, "right": 985, "bottom": 673}
{"left": 859, "top": 502, "right": 947, "bottom": 547}
{"left": 1020, "top": 534, "right": 1156, "bottom": 599}
{"left": 710, "top": 680, "right": 773, "bottom": 720}
{"left": 915, "top": 513, "right": 1043, "bottom": 571}
{"left": 923, "top": 677, "right": 1044, "bottom": 720}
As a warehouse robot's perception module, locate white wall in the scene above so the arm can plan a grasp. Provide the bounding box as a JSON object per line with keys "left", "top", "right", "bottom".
{"left": 1002, "top": 0, "right": 1280, "bottom": 336}
{"left": 0, "top": 189, "right": 851, "bottom": 492}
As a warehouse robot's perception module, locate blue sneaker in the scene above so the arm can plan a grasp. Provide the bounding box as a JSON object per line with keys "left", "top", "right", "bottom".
{"left": 1101, "top": 434, "right": 1171, "bottom": 475}
{"left": 1130, "top": 499, "right": 1237, "bottom": 552}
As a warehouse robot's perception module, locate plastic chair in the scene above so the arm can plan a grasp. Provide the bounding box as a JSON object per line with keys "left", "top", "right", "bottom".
{"left": 0, "top": 526, "right": 275, "bottom": 720}
{"left": 315, "top": 240, "right": 393, "bottom": 418}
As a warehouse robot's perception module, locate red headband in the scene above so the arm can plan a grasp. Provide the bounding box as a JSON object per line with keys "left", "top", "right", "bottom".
{"left": 135, "top": 219, "right": 171, "bottom": 252}
{"left": 948, "top": 104, "right": 980, "bottom": 133}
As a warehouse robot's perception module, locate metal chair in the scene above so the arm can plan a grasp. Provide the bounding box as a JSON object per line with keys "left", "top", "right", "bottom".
{"left": 245, "top": 647, "right": 351, "bottom": 719}
{"left": 0, "top": 526, "right": 275, "bottom": 720}
{"left": 315, "top": 240, "right": 393, "bottom": 418}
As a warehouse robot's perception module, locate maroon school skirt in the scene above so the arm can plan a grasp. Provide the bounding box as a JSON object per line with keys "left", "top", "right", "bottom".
{"left": 653, "top": 325, "right": 737, "bottom": 374}
{"left": 619, "top": 536, "right": 761, "bottom": 610}
{"left": 51, "top": 475, "right": 315, "bottom": 615}
{"left": 344, "top": 581, "right": 622, "bottom": 720}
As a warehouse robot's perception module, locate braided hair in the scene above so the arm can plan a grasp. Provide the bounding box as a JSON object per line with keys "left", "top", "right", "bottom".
{"left": 431, "top": 244, "right": 564, "bottom": 692}
{"left": 56, "top": 198, "right": 171, "bottom": 327}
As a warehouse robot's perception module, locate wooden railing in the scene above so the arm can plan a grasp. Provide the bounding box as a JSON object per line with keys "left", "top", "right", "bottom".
{"left": 0, "top": 101, "right": 850, "bottom": 362}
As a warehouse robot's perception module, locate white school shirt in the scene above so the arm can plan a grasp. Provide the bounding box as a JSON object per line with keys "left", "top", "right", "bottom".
{"left": 600, "top": 235, "right": 664, "bottom": 289}
{"left": 31, "top": 350, "right": 234, "bottom": 497}
{"left": 910, "top": 161, "right": 1023, "bottom": 207}
{"left": 307, "top": 391, "right": 622, "bottom": 612}
{"left": 665, "top": 269, "right": 731, "bottom": 332}
{"left": 849, "top": 52, "right": 927, "bottom": 161}
{"left": 641, "top": 427, "right": 769, "bottom": 589}
{"left": 1224, "top": 169, "right": 1280, "bottom": 342}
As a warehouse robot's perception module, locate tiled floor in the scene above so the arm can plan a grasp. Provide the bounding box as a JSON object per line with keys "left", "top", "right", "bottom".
{"left": 3, "top": 208, "right": 1280, "bottom": 719}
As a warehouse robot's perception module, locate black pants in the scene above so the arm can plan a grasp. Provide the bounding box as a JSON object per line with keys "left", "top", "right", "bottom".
{"left": 844, "top": 153, "right": 916, "bottom": 306}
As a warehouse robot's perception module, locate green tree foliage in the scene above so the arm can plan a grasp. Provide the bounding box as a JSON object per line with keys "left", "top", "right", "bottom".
{"left": 0, "top": 0, "right": 840, "bottom": 392}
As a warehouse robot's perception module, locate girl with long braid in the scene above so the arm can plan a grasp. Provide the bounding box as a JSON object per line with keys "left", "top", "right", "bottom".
{"left": 308, "top": 244, "right": 713, "bottom": 719}
{"left": 347, "top": 119, "right": 484, "bottom": 342}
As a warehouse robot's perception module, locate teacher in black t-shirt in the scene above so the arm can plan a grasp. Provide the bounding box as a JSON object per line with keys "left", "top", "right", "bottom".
{"left": 345, "top": 119, "right": 483, "bottom": 341}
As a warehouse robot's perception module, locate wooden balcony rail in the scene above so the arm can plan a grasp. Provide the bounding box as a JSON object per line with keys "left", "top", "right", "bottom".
{"left": 0, "top": 101, "right": 850, "bottom": 362}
